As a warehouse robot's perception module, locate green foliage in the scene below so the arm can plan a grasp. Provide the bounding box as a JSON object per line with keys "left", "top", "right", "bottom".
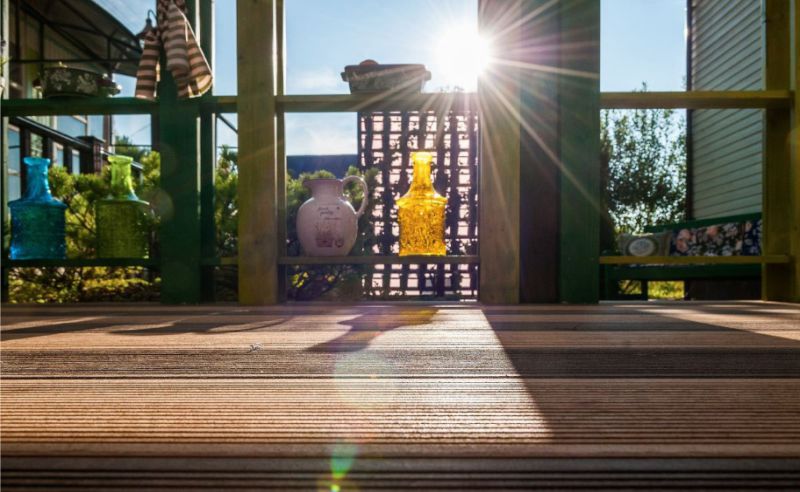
{"left": 601, "top": 88, "right": 687, "bottom": 236}
{"left": 9, "top": 156, "right": 161, "bottom": 303}
{"left": 113, "top": 135, "right": 147, "bottom": 162}
{"left": 649, "top": 281, "right": 684, "bottom": 300}
{"left": 215, "top": 146, "right": 238, "bottom": 257}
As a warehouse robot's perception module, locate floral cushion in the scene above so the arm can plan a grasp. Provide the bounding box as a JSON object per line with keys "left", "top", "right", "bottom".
{"left": 669, "top": 220, "right": 761, "bottom": 256}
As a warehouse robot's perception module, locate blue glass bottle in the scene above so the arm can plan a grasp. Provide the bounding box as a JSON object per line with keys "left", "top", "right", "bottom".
{"left": 96, "top": 155, "right": 151, "bottom": 258}
{"left": 9, "top": 157, "right": 67, "bottom": 259}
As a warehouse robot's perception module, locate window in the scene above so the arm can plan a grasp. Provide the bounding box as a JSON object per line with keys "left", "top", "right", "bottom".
{"left": 56, "top": 116, "right": 88, "bottom": 138}
{"left": 7, "top": 127, "right": 22, "bottom": 201}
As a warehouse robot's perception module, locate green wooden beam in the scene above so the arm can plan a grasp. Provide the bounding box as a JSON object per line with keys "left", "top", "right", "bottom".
{"left": 558, "top": 0, "right": 601, "bottom": 303}
{"left": 2, "top": 97, "right": 157, "bottom": 116}
{"left": 789, "top": 0, "right": 800, "bottom": 302}
{"left": 478, "top": 0, "right": 521, "bottom": 304}
{"left": 519, "top": 0, "right": 561, "bottom": 303}
{"left": 199, "top": 0, "right": 216, "bottom": 302}
{"left": 1, "top": 0, "right": 9, "bottom": 302}
{"left": 158, "top": 1, "right": 203, "bottom": 304}
{"left": 763, "top": 0, "right": 795, "bottom": 301}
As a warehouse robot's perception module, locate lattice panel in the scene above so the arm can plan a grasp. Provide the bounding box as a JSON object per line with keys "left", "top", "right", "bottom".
{"left": 359, "top": 111, "right": 479, "bottom": 298}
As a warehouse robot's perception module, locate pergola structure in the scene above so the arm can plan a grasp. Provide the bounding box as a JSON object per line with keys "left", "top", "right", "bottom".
{"left": 2, "top": 0, "right": 798, "bottom": 304}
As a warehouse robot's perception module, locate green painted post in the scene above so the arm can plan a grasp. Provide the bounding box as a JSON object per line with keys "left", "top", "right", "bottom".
{"left": 1, "top": 0, "right": 9, "bottom": 302}
{"left": 158, "top": 1, "right": 203, "bottom": 304}
{"left": 558, "top": 0, "right": 601, "bottom": 303}
{"left": 199, "top": 0, "right": 216, "bottom": 302}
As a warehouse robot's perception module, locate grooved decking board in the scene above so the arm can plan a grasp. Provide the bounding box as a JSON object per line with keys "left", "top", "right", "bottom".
{"left": 2, "top": 302, "right": 800, "bottom": 489}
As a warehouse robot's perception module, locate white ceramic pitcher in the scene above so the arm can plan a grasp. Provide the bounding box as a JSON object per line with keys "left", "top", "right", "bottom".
{"left": 296, "top": 177, "right": 369, "bottom": 256}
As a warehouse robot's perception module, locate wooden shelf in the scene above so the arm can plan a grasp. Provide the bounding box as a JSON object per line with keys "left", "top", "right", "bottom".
{"left": 277, "top": 93, "right": 477, "bottom": 113}
{"left": 2, "top": 96, "right": 237, "bottom": 117}
{"left": 599, "top": 255, "right": 790, "bottom": 265}
{"left": 4, "top": 258, "right": 159, "bottom": 268}
{"left": 600, "top": 91, "right": 792, "bottom": 109}
{"left": 2, "top": 97, "right": 158, "bottom": 116}
{"left": 279, "top": 255, "right": 479, "bottom": 265}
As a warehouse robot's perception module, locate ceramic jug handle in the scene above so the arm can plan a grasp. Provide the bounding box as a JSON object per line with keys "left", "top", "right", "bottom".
{"left": 343, "top": 175, "right": 369, "bottom": 218}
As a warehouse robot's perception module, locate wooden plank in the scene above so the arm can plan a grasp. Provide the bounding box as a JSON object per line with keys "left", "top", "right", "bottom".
{"left": 763, "top": 0, "right": 794, "bottom": 301}
{"left": 559, "top": 0, "right": 601, "bottom": 303}
{"left": 599, "top": 255, "right": 791, "bottom": 265}
{"left": 519, "top": 0, "right": 561, "bottom": 303}
{"left": 1, "top": 0, "right": 9, "bottom": 302}
{"left": 790, "top": 0, "right": 800, "bottom": 302}
{"left": 601, "top": 90, "right": 792, "bottom": 109}
{"left": 237, "top": 0, "right": 278, "bottom": 305}
{"left": 276, "top": 0, "right": 287, "bottom": 302}
{"left": 278, "top": 255, "right": 479, "bottom": 265}
{"left": 158, "top": 40, "right": 203, "bottom": 302}
{"left": 199, "top": 0, "right": 216, "bottom": 303}
{"left": 1, "top": 97, "right": 158, "bottom": 116}
{"left": 199, "top": 95, "right": 237, "bottom": 113}
{"left": 0, "top": 92, "right": 766, "bottom": 119}
{"left": 478, "top": 0, "right": 521, "bottom": 304}
{"left": 2, "top": 302, "right": 799, "bottom": 487}
{"left": 4, "top": 258, "right": 159, "bottom": 267}
{"left": 278, "top": 93, "right": 477, "bottom": 113}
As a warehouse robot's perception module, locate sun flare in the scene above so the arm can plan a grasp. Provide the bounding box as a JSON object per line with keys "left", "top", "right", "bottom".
{"left": 435, "top": 24, "right": 491, "bottom": 91}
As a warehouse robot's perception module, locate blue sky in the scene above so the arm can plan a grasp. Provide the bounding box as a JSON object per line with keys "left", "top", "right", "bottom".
{"left": 111, "top": 0, "right": 687, "bottom": 155}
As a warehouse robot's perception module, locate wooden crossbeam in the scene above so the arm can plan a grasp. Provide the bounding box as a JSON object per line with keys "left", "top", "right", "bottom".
{"left": 599, "top": 255, "right": 791, "bottom": 265}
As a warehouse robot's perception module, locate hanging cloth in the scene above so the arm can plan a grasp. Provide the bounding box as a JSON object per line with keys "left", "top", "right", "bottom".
{"left": 135, "top": 0, "right": 213, "bottom": 99}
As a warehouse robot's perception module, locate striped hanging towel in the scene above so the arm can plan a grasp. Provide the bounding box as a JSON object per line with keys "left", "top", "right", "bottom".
{"left": 135, "top": 0, "right": 213, "bottom": 100}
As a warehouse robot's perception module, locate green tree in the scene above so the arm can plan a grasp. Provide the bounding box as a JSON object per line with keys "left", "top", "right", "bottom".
{"left": 601, "top": 102, "right": 687, "bottom": 236}
{"left": 113, "top": 135, "right": 147, "bottom": 162}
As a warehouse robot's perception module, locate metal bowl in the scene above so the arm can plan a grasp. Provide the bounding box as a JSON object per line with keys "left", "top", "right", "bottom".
{"left": 342, "top": 62, "right": 431, "bottom": 94}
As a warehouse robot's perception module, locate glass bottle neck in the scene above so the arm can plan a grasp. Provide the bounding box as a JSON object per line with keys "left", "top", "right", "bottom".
{"left": 108, "top": 156, "right": 138, "bottom": 200}
{"left": 23, "top": 157, "right": 55, "bottom": 202}
{"left": 409, "top": 161, "right": 434, "bottom": 194}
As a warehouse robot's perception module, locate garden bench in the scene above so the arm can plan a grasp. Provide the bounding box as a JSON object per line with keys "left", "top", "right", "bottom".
{"left": 600, "top": 212, "right": 789, "bottom": 300}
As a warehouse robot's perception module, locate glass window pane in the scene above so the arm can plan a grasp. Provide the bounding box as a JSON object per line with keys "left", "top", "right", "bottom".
{"left": 88, "top": 115, "right": 105, "bottom": 141}
{"left": 54, "top": 144, "right": 65, "bottom": 167}
{"left": 72, "top": 150, "right": 81, "bottom": 175}
{"left": 8, "top": 128, "right": 21, "bottom": 173}
{"left": 56, "top": 116, "right": 87, "bottom": 138}
{"left": 8, "top": 175, "right": 21, "bottom": 201}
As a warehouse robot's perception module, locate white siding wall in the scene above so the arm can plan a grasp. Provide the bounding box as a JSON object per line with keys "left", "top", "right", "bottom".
{"left": 691, "top": 0, "right": 763, "bottom": 218}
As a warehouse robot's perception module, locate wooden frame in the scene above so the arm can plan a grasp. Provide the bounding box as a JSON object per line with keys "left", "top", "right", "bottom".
{"left": 2, "top": 0, "right": 797, "bottom": 304}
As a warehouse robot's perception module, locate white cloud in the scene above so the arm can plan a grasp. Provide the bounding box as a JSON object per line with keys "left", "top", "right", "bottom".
{"left": 285, "top": 114, "right": 357, "bottom": 155}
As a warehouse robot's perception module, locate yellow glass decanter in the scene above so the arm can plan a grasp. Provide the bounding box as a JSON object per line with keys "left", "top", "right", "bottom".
{"left": 397, "top": 151, "right": 447, "bottom": 256}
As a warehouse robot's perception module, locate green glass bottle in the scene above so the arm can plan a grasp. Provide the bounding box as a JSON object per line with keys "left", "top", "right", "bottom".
{"left": 96, "top": 155, "right": 151, "bottom": 258}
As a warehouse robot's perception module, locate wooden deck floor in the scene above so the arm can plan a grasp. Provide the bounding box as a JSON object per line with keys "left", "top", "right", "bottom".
{"left": 2, "top": 301, "right": 799, "bottom": 490}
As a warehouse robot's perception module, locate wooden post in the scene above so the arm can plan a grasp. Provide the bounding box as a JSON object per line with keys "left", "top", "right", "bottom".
{"left": 199, "top": 0, "right": 216, "bottom": 302}
{"left": 1, "top": 0, "right": 9, "bottom": 302}
{"left": 558, "top": 0, "right": 601, "bottom": 303}
{"left": 478, "top": 0, "right": 521, "bottom": 304}
{"left": 158, "top": 1, "right": 203, "bottom": 304}
{"left": 789, "top": 0, "right": 800, "bottom": 302}
{"left": 236, "top": 0, "right": 278, "bottom": 305}
{"left": 763, "top": 0, "right": 795, "bottom": 301}
{"left": 276, "top": 0, "right": 287, "bottom": 301}
{"left": 519, "top": 0, "right": 561, "bottom": 303}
